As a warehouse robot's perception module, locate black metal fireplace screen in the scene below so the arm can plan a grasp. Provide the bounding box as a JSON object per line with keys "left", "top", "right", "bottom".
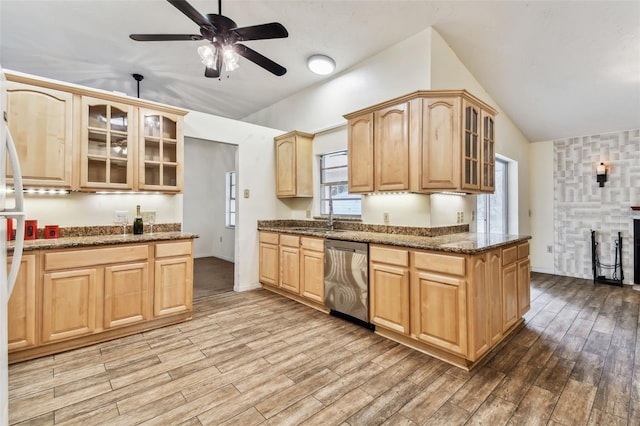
{"left": 635, "top": 219, "right": 639, "bottom": 285}
{"left": 591, "top": 230, "right": 623, "bottom": 287}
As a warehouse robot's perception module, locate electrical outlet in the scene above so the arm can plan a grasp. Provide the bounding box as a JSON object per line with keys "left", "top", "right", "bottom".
{"left": 114, "top": 210, "right": 128, "bottom": 223}
{"left": 547, "top": 245, "right": 553, "bottom": 253}
{"left": 383, "top": 212, "right": 390, "bottom": 225}
{"left": 305, "top": 210, "right": 311, "bottom": 218}
{"left": 141, "top": 210, "right": 156, "bottom": 223}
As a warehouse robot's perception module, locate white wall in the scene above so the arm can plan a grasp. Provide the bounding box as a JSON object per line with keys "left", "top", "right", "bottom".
{"left": 529, "top": 141, "right": 555, "bottom": 273}
{"left": 183, "top": 110, "right": 283, "bottom": 291}
{"left": 429, "top": 29, "right": 532, "bottom": 236}
{"left": 183, "top": 137, "right": 237, "bottom": 261}
{"left": 10, "top": 192, "right": 181, "bottom": 227}
{"left": 244, "top": 29, "right": 432, "bottom": 132}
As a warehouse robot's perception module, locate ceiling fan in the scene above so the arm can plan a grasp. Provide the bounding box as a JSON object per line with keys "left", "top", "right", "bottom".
{"left": 130, "top": 0, "right": 288, "bottom": 78}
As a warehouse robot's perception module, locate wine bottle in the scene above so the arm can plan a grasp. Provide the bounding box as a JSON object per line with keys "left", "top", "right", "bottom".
{"left": 133, "top": 205, "right": 144, "bottom": 235}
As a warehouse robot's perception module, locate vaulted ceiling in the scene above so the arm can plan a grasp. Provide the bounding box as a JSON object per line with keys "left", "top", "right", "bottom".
{"left": 1, "top": 0, "right": 638, "bottom": 142}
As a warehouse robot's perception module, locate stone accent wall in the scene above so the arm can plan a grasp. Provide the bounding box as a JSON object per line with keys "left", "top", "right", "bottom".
{"left": 554, "top": 129, "right": 640, "bottom": 284}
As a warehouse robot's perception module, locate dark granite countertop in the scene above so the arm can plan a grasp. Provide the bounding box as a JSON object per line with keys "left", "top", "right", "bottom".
{"left": 258, "top": 224, "right": 530, "bottom": 254}
{"left": 8, "top": 232, "right": 199, "bottom": 252}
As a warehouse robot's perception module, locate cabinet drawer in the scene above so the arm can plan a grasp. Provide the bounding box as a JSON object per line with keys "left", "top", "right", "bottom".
{"left": 156, "top": 241, "right": 192, "bottom": 258}
{"left": 45, "top": 245, "right": 148, "bottom": 270}
{"left": 370, "top": 245, "right": 409, "bottom": 267}
{"left": 413, "top": 251, "right": 465, "bottom": 277}
{"left": 259, "top": 232, "right": 279, "bottom": 244}
{"left": 301, "top": 237, "right": 324, "bottom": 251}
{"left": 279, "top": 234, "right": 300, "bottom": 248}
{"left": 518, "top": 242, "right": 530, "bottom": 259}
{"left": 502, "top": 245, "right": 518, "bottom": 266}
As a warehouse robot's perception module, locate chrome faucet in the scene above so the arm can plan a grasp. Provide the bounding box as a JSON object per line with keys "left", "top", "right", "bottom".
{"left": 328, "top": 199, "right": 334, "bottom": 229}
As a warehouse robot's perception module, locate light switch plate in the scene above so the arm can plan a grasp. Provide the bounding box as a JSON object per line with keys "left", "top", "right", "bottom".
{"left": 141, "top": 211, "right": 156, "bottom": 224}
{"left": 243, "top": 189, "right": 250, "bottom": 198}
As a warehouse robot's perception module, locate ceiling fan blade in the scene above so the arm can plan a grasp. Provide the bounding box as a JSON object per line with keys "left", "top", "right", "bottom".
{"left": 129, "top": 34, "right": 203, "bottom": 41}
{"left": 234, "top": 44, "right": 286, "bottom": 76}
{"left": 232, "top": 23, "right": 288, "bottom": 41}
{"left": 167, "top": 0, "right": 212, "bottom": 29}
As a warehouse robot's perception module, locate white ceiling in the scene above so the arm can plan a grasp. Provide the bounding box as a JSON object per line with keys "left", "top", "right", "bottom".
{"left": 1, "top": 0, "right": 639, "bottom": 142}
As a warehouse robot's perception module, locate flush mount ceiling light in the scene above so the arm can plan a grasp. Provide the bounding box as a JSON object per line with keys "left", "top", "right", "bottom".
{"left": 307, "top": 54, "right": 336, "bottom": 75}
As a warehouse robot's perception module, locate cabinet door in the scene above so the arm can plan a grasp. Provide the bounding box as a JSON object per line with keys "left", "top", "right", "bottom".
{"left": 461, "top": 100, "right": 480, "bottom": 191}
{"left": 154, "top": 257, "right": 193, "bottom": 317}
{"left": 374, "top": 102, "right": 410, "bottom": 191}
{"left": 7, "top": 254, "right": 37, "bottom": 351}
{"left": 412, "top": 270, "right": 467, "bottom": 356}
{"left": 502, "top": 262, "right": 518, "bottom": 331}
{"left": 518, "top": 259, "right": 531, "bottom": 316}
{"left": 487, "top": 250, "right": 503, "bottom": 345}
{"left": 138, "top": 109, "right": 183, "bottom": 192}
{"left": 279, "top": 246, "right": 300, "bottom": 293}
{"left": 80, "top": 96, "right": 134, "bottom": 190}
{"left": 104, "top": 262, "right": 150, "bottom": 328}
{"left": 467, "top": 255, "right": 490, "bottom": 361}
{"left": 42, "top": 268, "right": 99, "bottom": 343}
{"left": 259, "top": 242, "right": 279, "bottom": 286}
{"left": 301, "top": 248, "right": 324, "bottom": 303}
{"left": 420, "top": 97, "right": 460, "bottom": 190}
{"left": 6, "top": 82, "right": 74, "bottom": 188}
{"left": 275, "top": 136, "right": 296, "bottom": 197}
{"left": 480, "top": 111, "right": 496, "bottom": 192}
{"left": 347, "top": 113, "right": 374, "bottom": 193}
{"left": 370, "top": 261, "right": 410, "bottom": 334}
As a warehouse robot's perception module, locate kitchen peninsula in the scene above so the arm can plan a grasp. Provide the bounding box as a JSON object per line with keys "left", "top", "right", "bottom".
{"left": 258, "top": 220, "right": 531, "bottom": 370}
{"left": 7, "top": 227, "right": 197, "bottom": 363}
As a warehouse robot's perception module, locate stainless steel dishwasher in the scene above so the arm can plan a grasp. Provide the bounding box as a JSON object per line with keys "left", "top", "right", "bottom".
{"left": 324, "top": 239, "right": 372, "bottom": 329}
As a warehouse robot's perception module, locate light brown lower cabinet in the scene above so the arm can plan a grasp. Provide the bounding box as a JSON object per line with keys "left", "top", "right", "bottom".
{"left": 259, "top": 231, "right": 326, "bottom": 310}
{"left": 279, "top": 234, "right": 301, "bottom": 294}
{"left": 370, "top": 241, "right": 530, "bottom": 370}
{"left": 259, "top": 232, "right": 279, "bottom": 286}
{"left": 300, "top": 237, "right": 325, "bottom": 304}
{"left": 7, "top": 254, "right": 38, "bottom": 351}
{"left": 369, "top": 245, "right": 411, "bottom": 335}
{"left": 42, "top": 267, "right": 100, "bottom": 343}
{"left": 104, "top": 262, "right": 150, "bottom": 328}
{"left": 8, "top": 239, "right": 194, "bottom": 363}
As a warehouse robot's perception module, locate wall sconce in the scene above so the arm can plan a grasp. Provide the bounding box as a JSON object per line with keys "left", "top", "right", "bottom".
{"left": 596, "top": 162, "right": 607, "bottom": 187}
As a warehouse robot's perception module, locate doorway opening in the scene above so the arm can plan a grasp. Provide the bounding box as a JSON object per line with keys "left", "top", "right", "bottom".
{"left": 183, "top": 137, "right": 238, "bottom": 297}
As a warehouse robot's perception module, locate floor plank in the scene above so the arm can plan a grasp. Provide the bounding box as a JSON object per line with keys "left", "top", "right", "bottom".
{"left": 8, "top": 272, "right": 640, "bottom": 425}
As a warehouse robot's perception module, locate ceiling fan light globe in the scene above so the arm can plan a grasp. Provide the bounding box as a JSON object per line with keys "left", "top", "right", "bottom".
{"left": 223, "top": 46, "right": 240, "bottom": 72}
{"left": 307, "top": 55, "right": 335, "bottom": 75}
{"left": 197, "top": 44, "right": 218, "bottom": 69}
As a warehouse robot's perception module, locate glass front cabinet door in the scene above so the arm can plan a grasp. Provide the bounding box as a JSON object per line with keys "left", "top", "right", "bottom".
{"left": 138, "top": 109, "right": 183, "bottom": 192}
{"left": 80, "top": 97, "right": 134, "bottom": 190}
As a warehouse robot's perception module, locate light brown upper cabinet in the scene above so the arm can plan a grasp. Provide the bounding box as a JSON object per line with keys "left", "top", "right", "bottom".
{"left": 80, "top": 96, "right": 135, "bottom": 191}
{"left": 275, "top": 131, "right": 314, "bottom": 198}
{"left": 344, "top": 90, "right": 497, "bottom": 194}
{"left": 6, "top": 81, "right": 74, "bottom": 188}
{"left": 5, "top": 71, "right": 188, "bottom": 193}
{"left": 138, "top": 109, "right": 184, "bottom": 192}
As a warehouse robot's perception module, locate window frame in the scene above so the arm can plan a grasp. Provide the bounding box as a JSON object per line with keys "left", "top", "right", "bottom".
{"left": 225, "top": 171, "right": 236, "bottom": 228}
{"left": 319, "top": 150, "right": 361, "bottom": 217}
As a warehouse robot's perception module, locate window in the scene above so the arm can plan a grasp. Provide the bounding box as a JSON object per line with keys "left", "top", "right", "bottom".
{"left": 477, "top": 158, "right": 507, "bottom": 233}
{"left": 320, "top": 151, "right": 361, "bottom": 216}
{"left": 225, "top": 171, "right": 236, "bottom": 227}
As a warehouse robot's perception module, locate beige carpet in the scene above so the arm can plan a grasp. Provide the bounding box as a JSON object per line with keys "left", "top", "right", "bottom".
{"left": 193, "top": 256, "right": 234, "bottom": 299}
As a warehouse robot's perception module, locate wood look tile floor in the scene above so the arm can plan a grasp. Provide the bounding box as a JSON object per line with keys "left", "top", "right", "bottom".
{"left": 8, "top": 273, "right": 640, "bottom": 425}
